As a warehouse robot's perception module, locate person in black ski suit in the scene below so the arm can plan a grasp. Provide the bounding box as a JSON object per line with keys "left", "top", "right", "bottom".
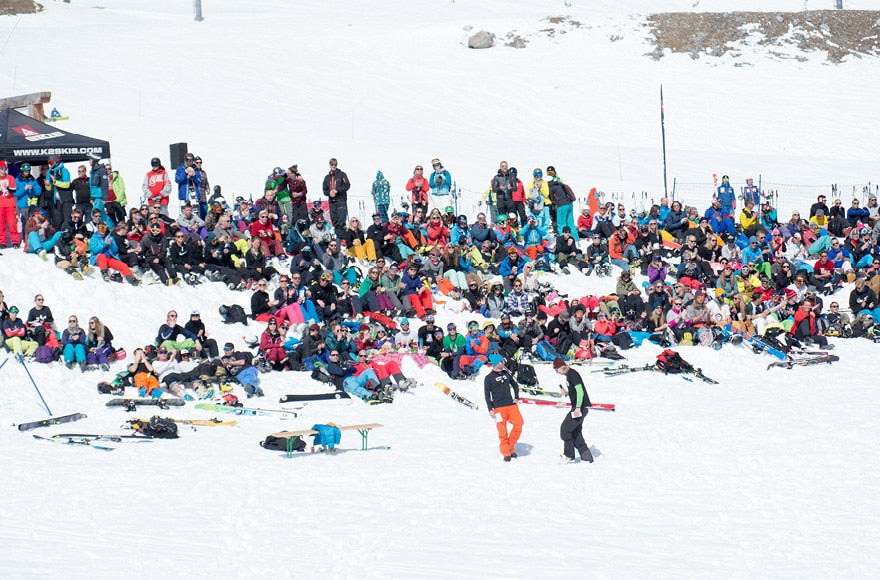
{"left": 553, "top": 357, "right": 594, "bottom": 463}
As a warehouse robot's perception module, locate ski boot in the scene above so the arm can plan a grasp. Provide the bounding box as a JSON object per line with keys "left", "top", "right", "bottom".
{"left": 124, "top": 400, "right": 137, "bottom": 412}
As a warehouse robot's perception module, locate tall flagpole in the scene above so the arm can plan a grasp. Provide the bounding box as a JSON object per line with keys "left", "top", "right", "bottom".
{"left": 661, "top": 84, "right": 668, "bottom": 198}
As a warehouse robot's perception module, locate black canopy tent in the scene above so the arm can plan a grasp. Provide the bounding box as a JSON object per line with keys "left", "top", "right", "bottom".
{"left": 0, "top": 108, "right": 110, "bottom": 165}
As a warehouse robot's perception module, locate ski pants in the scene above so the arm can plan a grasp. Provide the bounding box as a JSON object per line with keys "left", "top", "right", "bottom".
{"left": 5, "top": 337, "right": 38, "bottom": 356}
{"left": 560, "top": 411, "right": 590, "bottom": 460}
{"left": 347, "top": 239, "right": 377, "bottom": 261}
{"left": 27, "top": 231, "right": 63, "bottom": 254}
{"left": 343, "top": 368, "right": 379, "bottom": 400}
{"left": 0, "top": 205, "right": 21, "bottom": 246}
{"left": 492, "top": 403, "right": 524, "bottom": 458}
{"left": 87, "top": 344, "right": 116, "bottom": 365}
{"left": 63, "top": 343, "right": 86, "bottom": 363}
{"left": 556, "top": 203, "right": 577, "bottom": 237}
{"left": 406, "top": 288, "right": 433, "bottom": 318}
{"left": 96, "top": 254, "right": 133, "bottom": 278}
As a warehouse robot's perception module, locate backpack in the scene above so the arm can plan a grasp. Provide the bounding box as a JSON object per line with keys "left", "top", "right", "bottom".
{"left": 261, "top": 435, "right": 306, "bottom": 452}
{"left": 219, "top": 304, "right": 248, "bottom": 325}
{"left": 34, "top": 345, "right": 56, "bottom": 364}
{"left": 133, "top": 416, "right": 179, "bottom": 438}
{"left": 655, "top": 349, "right": 693, "bottom": 374}
{"left": 534, "top": 339, "right": 559, "bottom": 361}
{"left": 515, "top": 363, "right": 538, "bottom": 386}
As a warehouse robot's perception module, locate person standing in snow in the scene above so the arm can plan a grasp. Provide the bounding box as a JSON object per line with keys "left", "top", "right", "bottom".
{"left": 553, "top": 357, "right": 594, "bottom": 463}
{"left": 371, "top": 171, "right": 390, "bottom": 223}
{"left": 484, "top": 354, "right": 523, "bottom": 462}
{"left": 428, "top": 158, "right": 452, "bottom": 201}
{"left": 322, "top": 158, "right": 350, "bottom": 237}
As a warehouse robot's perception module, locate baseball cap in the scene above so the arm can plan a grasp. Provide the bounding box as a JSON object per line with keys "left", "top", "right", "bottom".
{"left": 425, "top": 314, "right": 435, "bottom": 323}
{"left": 191, "top": 310, "right": 200, "bottom": 316}
{"left": 223, "top": 342, "right": 234, "bottom": 350}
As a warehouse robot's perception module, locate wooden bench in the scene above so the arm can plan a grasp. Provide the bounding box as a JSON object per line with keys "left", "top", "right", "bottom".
{"left": 271, "top": 423, "right": 383, "bottom": 456}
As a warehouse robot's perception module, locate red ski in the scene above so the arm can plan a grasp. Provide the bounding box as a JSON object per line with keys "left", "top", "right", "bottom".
{"left": 519, "top": 398, "right": 614, "bottom": 412}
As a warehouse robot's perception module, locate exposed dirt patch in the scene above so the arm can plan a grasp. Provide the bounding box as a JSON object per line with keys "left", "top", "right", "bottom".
{"left": 646, "top": 10, "right": 880, "bottom": 63}
{"left": 1, "top": 1, "right": 43, "bottom": 16}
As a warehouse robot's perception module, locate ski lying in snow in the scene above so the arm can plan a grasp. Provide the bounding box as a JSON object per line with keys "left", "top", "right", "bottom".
{"left": 530, "top": 359, "right": 616, "bottom": 367}
{"left": 53, "top": 433, "right": 154, "bottom": 443}
{"left": 518, "top": 398, "right": 615, "bottom": 411}
{"left": 127, "top": 417, "right": 238, "bottom": 427}
{"left": 33, "top": 434, "right": 114, "bottom": 451}
{"left": 592, "top": 364, "right": 657, "bottom": 376}
{"left": 106, "top": 398, "right": 185, "bottom": 407}
{"left": 279, "top": 392, "right": 351, "bottom": 403}
{"left": 519, "top": 385, "right": 565, "bottom": 398}
{"left": 194, "top": 403, "right": 299, "bottom": 417}
{"left": 434, "top": 382, "right": 479, "bottom": 410}
{"left": 681, "top": 368, "right": 719, "bottom": 384}
{"left": 17, "top": 412, "right": 87, "bottom": 432}
{"left": 768, "top": 354, "right": 839, "bottom": 370}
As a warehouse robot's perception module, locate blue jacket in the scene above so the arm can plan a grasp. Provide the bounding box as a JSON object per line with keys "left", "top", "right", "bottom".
{"left": 88, "top": 232, "right": 120, "bottom": 265}
{"left": 400, "top": 271, "right": 425, "bottom": 295}
{"left": 716, "top": 184, "right": 736, "bottom": 216}
{"left": 311, "top": 424, "right": 341, "bottom": 449}
{"left": 429, "top": 169, "right": 452, "bottom": 195}
{"left": 175, "top": 163, "right": 203, "bottom": 202}
{"left": 498, "top": 256, "right": 526, "bottom": 277}
{"left": 664, "top": 209, "right": 687, "bottom": 233}
{"left": 470, "top": 222, "right": 494, "bottom": 243}
{"left": 450, "top": 224, "right": 471, "bottom": 245}
{"left": 15, "top": 175, "right": 40, "bottom": 209}
{"left": 520, "top": 222, "right": 547, "bottom": 245}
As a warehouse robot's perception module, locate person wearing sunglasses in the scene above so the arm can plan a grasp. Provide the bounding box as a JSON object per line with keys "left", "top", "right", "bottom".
{"left": 61, "top": 315, "right": 88, "bottom": 372}
{"left": 156, "top": 310, "right": 202, "bottom": 355}
{"left": 2, "top": 306, "right": 39, "bottom": 357}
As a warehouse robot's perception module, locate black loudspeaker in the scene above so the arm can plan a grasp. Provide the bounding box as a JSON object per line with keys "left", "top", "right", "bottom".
{"left": 169, "top": 142, "right": 189, "bottom": 169}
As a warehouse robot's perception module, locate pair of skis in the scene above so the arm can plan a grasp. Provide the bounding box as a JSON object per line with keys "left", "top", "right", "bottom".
{"left": 592, "top": 363, "right": 718, "bottom": 384}
{"left": 768, "top": 353, "right": 839, "bottom": 370}
{"left": 518, "top": 398, "right": 616, "bottom": 412}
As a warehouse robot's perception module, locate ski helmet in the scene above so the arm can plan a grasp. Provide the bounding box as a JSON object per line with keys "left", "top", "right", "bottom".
{"left": 151, "top": 157, "right": 161, "bottom": 167}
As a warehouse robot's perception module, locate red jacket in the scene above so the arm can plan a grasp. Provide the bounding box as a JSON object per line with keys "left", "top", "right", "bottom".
{"left": 249, "top": 219, "right": 277, "bottom": 241}
{"left": 426, "top": 220, "right": 450, "bottom": 247}
{"left": 791, "top": 308, "right": 816, "bottom": 335}
{"left": 406, "top": 177, "right": 430, "bottom": 205}
{"left": 0, "top": 174, "right": 17, "bottom": 207}
{"left": 144, "top": 169, "right": 170, "bottom": 206}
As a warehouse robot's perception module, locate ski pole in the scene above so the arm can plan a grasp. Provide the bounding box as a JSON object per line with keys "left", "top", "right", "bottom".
{"left": 18, "top": 354, "right": 53, "bottom": 416}
{"left": 0, "top": 357, "right": 8, "bottom": 372}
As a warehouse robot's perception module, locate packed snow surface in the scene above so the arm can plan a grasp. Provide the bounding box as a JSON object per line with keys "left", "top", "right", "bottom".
{"left": 1, "top": 1, "right": 878, "bottom": 577}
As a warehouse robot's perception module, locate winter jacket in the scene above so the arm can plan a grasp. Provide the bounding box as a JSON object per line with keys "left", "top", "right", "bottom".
{"left": 175, "top": 163, "right": 203, "bottom": 202}
{"left": 143, "top": 167, "right": 172, "bottom": 206}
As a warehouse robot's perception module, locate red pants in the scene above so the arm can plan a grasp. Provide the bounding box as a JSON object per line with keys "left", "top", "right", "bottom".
{"left": 367, "top": 359, "right": 401, "bottom": 380}
{"left": 493, "top": 404, "right": 524, "bottom": 458}
{"left": 407, "top": 288, "right": 433, "bottom": 318}
{"left": 0, "top": 205, "right": 21, "bottom": 245}
{"left": 96, "top": 254, "right": 133, "bottom": 277}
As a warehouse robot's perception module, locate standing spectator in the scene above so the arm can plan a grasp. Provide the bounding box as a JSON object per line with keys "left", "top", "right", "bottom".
{"left": 371, "top": 170, "right": 390, "bottom": 223}
{"left": 0, "top": 160, "right": 20, "bottom": 249}
{"left": 264, "top": 167, "right": 290, "bottom": 234}
{"left": 193, "top": 156, "right": 211, "bottom": 218}
{"left": 15, "top": 163, "right": 40, "bottom": 235}
{"left": 174, "top": 152, "right": 203, "bottom": 217}
{"left": 428, "top": 158, "right": 452, "bottom": 201}
{"left": 143, "top": 157, "right": 172, "bottom": 215}
{"left": 483, "top": 354, "right": 523, "bottom": 462}
{"left": 322, "top": 158, "right": 350, "bottom": 236}
{"left": 714, "top": 174, "right": 736, "bottom": 218}
{"left": 554, "top": 357, "right": 594, "bottom": 463}
{"left": 547, "top": 166, "right": 577, "bottom": 237}
{"left": 103, "top": 160, "right": 127, "bottom": 226}
{"left": 285, "top": 165, "right": 308, "bottom": 226}
{"left": 87, "top": 154, "right": 108, "bottom": 219}
{"left": 406, "top": 165, "right": 430, "bottom": 217}
{"left": 70, "top": 165, "right": 93, "bottom": 220}
{"left": 491, "top": 161, "right": 517, "bottom": 221}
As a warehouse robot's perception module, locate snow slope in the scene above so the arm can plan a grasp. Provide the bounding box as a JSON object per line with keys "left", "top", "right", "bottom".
{"left": 1, "top": 1, "right": 879, "bottom": 577}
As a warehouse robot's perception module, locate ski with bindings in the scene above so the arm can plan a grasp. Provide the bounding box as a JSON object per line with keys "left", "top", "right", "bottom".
{"left": 53, "top": 433, "right": 154, "bottom": 443}
{"left": 279, "top": 392, "right": 351, "bottom": 404}
{"left": 682, "top": 368, "right": 719, "bottom": 384}
{"left": 434, "top": 382, "right": 479, "bottom": 410}
{"left": 592, "top": 364, "right": 657, "bottom": 376}
{"left": 16, "top": 412, "right": 87, "bottom": 432}
{"left": 33, "top": 434, "right": 114, "bottom": 451}
{"left": 194, "top": 403, "right": 299, "bottom": 417}
{"left": 519, "top": 385, "right": 565, "bottom": 398}
{"left": 519, "top": 398, "right": 615, "bottom": 411}
{"left": 768, "top": 354, "right": 839, "bottom": 370}
{"left": 106, "top": 398, "right": 185, "bottom": 408}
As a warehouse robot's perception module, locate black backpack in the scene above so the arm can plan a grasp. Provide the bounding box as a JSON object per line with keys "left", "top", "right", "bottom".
{"left": 261, "top": 435, "right": 306, "bottom": 452}
{"left": 655, "top": 349, "right": 693, "bottom": 374}
{"left": 515, "top": 363, "right": 538, "bottom": 386}
{"left": 219, "top": 304, "right": 248, "bottom": 325}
